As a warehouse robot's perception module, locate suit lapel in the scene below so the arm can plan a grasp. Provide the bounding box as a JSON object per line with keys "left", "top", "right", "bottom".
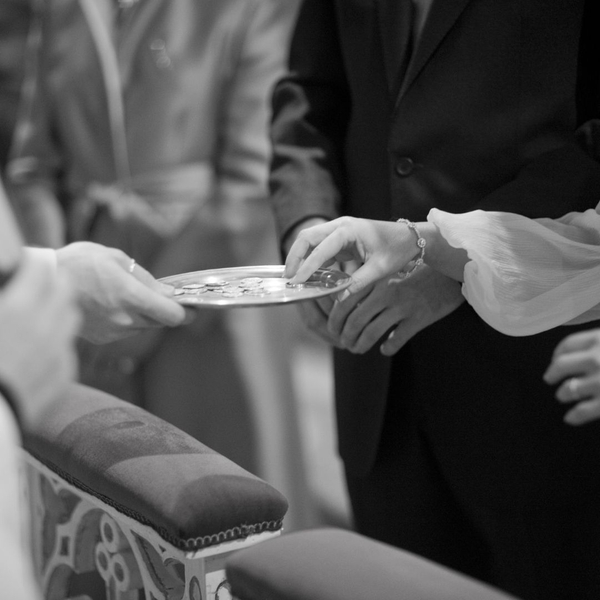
{"left": 377, "top": 0, "right": 414, "bottom": 96}
{"left": 394, "top": 0, "right": 473, "bottom": 105}
{"left": 117, "top": 0, "right": 164, "bottom": 89}
{"left": 77, "top": 0, "right": 113, "bottom": 34}
{"left": 75, "top": 0, "right": 163, "bottom": 91}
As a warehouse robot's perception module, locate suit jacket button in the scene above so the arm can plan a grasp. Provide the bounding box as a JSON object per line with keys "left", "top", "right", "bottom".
{"left": 395, "top": 157, "right": 415, "bottom": 177}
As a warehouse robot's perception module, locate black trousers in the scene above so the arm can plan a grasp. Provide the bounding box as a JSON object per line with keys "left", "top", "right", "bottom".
{"left": 344, "top": 304, "right": 600, "bottom": 600}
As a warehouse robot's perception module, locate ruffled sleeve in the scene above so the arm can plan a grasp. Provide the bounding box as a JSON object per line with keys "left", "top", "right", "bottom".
{"left": 428, "top": 207, "right": 600, "bottom": 336}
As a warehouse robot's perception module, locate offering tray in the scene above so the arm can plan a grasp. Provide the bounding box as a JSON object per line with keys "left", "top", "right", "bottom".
{"left": 159, "top": 265, "right": 351, "bottom": 308}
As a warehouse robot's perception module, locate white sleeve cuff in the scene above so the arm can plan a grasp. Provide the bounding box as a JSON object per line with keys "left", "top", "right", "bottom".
{"left": 23, "top": 247, "right": 58, "bottom": 273}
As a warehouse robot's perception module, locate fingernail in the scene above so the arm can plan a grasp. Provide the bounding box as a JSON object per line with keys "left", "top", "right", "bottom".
{"left": 338, "top": 289, "right": 350, "bottom": 302}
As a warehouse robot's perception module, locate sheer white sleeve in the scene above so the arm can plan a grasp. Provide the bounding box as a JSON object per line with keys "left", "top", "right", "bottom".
{"left": 428, "top": 207, "right": 600, "bottom": 336}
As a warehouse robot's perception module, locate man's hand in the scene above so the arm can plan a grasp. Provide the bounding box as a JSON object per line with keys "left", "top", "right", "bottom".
{"left": 0, "top": 254, "right": 81, "bottom": 428}
{"left": 327, "top": 266, "right": 465, "bottom": 355}
{"left": 544, "top": 328, "right": 600, "bottom": 425}
{"left": 56, "top": 242, "right": 187, "bottom": 344}
{"left": 294, "top": 295, "right": 344, "bottom": 347}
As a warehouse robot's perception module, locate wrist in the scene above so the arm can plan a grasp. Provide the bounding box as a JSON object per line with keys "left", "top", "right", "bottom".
{"left": 25, "top": 246, "right": 58, "bottom": 274}
{"left": 417, "top": 222, "right": 442, "bottom": 263}
{"left": 419, "top": 221, "right": 468, "bottom": 282}
{"left": 395, "top": 219, "right": 427, "bottom": 279}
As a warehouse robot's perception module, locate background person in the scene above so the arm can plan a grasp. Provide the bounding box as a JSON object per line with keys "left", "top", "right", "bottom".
{"left": 6, "top": 0, "right": 303, "bottom": 489}
{"left": 0, "top": 187, "right": 78, "bottom": 600}
{"left": 0, "top": 0, "right": 30, "bottom": 168}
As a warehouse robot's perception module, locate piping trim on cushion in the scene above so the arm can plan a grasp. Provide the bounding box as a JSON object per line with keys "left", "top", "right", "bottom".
{"left": 27, "top": 450, "right": 284, "bottom": 551}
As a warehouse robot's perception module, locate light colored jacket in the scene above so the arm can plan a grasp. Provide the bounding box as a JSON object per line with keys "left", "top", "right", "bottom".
{"left": 8, "top": 0, "right": 299, "bottom": 272}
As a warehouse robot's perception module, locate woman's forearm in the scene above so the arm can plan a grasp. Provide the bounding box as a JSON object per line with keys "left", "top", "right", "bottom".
{"left": 416, "top": 221, "right": 469, "bottom": 282}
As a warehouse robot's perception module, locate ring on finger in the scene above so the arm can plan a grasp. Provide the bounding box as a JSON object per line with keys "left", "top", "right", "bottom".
{"left": 565, "top": 377, "right": 581, "bottom": 400}
{"left": 128, "top": 258, "right": 136, "bottom": 274}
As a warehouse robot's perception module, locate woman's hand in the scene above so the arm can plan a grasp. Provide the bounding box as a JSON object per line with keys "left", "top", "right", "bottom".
{"left": 284, "top": 217, "right": 423, "bottom": 296}
{"left": 544, "top": 328, "right": 600, "bottom": 425}
{"left": 284, "top": 216, "right": 468, "bottom": 300}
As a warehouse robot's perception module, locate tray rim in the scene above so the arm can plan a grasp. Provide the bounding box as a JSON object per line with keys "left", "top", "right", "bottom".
{"left": 158, "top": 265, "right": 351, "bottom": 308}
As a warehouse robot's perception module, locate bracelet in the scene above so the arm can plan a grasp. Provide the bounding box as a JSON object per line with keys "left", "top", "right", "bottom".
{"left": 395, "top": 218, "right": 426, "bottom": 279}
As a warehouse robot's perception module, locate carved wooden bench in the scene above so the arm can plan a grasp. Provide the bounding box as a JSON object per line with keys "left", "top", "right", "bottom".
{"left": 21, "top": 383, "right": 288, "bottom": 600}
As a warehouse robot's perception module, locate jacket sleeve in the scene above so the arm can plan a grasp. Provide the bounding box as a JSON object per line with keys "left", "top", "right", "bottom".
{"left": 214, "top": 0, "right": 301, "bottom": 234}
{"left": 269, "top": 0, "right": 351, "bottom": 246}
{"left": 7, "top": 0, "right": 62, "bottom": 189}
{"left": 5, "top": 0, "right": 66, "bottom": 247}
{"left": 470, "top": 141, "right": 600, "bottom": 220}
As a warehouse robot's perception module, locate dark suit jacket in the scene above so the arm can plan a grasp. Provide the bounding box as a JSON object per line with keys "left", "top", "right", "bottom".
{"left": 270, "top": 0, "right": 600, "bottom": 509}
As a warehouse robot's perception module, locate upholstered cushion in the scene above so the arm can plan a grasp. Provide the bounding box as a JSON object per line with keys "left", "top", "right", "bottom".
{"left": 226, "top": 528, "right": 520, "bottom": 600}
{"left": 23, "top": 383, "right": 288, "bottom": 551}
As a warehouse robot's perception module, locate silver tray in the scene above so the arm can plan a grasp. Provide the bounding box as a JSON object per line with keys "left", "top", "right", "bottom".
{"left": 159, "top": 265, "right": 351, "bottom": 308}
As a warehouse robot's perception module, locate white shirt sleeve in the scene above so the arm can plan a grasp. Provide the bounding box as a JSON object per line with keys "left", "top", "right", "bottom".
{"left": 0, "top": 397, "right": 42, "bottom": 599}
{"left": 23, "top": 247, "right": 57, "bottom": 272}
{"left": 428, "top": 206, "right": 600, "bottom": 336}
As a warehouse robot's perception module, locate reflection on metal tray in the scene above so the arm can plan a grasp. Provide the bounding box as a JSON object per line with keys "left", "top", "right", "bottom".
{"left": 158, "top": 265, "right": 351, "bottom": 308}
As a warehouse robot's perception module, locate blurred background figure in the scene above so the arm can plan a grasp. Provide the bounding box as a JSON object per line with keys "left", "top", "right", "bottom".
{"left": 0, "top": 0, "right": 31, "bottom": 168}
{"left": 0, "top": 183, "right": 79, "bottom": 600}
{"left": 4, "top": 0, "right": 332, "bottom": 530}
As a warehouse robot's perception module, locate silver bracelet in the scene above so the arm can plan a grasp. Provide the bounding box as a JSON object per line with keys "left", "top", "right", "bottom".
{"left": 395, "top": 218, "right": 426, "bottom": 279}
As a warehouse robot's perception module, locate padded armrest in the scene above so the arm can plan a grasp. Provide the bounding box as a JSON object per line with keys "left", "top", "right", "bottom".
{"left": 22, "top": 383, "right": 288, "bottom": 551}
{"left": 225, "top": 528, "right": 520, "bottom": 600}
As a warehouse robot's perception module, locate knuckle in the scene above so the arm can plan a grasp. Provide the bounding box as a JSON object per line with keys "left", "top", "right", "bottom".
{"left": 339, "top": 216, "right": 354, "bottom": 228}
{"left": 341, "top": 336, "right": 356, "bottom": 350}
{"left": 296, "top": 228, "right": 312, "bottom": 244}
{"left": 111, "top": 247, "right": 129, "bottom": 262}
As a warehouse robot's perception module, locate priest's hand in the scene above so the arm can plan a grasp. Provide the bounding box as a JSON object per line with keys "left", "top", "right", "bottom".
{"left": 0, "top": 254, "right": 80, "bottom": 428}
{"left": 56, "top": 242, "right": 187, "bottom": 344}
